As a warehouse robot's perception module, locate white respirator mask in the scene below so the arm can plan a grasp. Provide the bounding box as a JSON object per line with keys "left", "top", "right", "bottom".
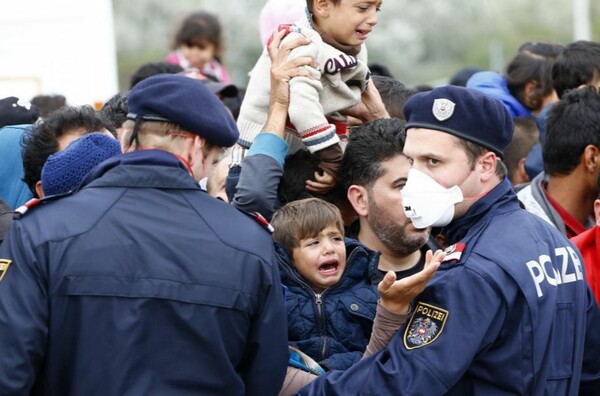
{"left": 401, "top": 168, "right": 464, "bottom": 229}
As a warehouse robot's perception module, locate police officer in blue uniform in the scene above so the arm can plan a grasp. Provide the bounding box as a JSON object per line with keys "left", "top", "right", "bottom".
{"left": 298, "top": 86, "right": 600, "bottom": 395}
{"left": 0, "top": 75, "right": 288, "bottom": 395}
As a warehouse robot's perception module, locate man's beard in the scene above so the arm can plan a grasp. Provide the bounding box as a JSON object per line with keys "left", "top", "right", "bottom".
{"left": 367, "top": 196, "right": 428, "bottom": 257}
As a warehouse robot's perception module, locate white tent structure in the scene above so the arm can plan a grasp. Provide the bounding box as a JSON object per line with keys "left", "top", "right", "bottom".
{"left": 0, "top": 0, "right": 118, "bottom": 107}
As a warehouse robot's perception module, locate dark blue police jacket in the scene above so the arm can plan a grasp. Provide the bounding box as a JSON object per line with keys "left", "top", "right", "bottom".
{"left": 299, "top": 179, "right": 600, "bottom": 395}
{"left": 0, "top": 150, "right": 288, "bottom": 396}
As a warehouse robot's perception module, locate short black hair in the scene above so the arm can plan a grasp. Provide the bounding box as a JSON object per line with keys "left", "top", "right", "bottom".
{"left": 130, "top": 62, "right": 184, "bottom": 89}
{"left": 278, "top": 149, "right": 346, "bottom": 206}
{"left": 30, "top": 94, "right": 67, "bottom": 117}
{"left": 371, "top": 76, "right": 416, "bottom": 120}
{"left": 552, "top": 40, "right": 600, "bottom": 99}
{"left": 22, "top": 105, "right": 111, "bottom": 196}
{"left": 543, "top": 87, "right": 600, "bottom": 176}
{"left": 449, "top": 66, "right": 482, "bottom": 87}
{"left": 220, "top": 86, "right": 246, "bottom": 121}
{"left": 343, "top": 118, "right": 406, "bottom": 191}
{"left": 100, "top": 91, "right": 129, "bottom": 131}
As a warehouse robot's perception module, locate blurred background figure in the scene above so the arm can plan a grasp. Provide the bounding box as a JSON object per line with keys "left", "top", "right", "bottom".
{"left": 166, "top": 10, "right": 232, "bottom": 83}
{"left": 130, "top": 62, "right": 184, "bottom": 89}
{"left": 371, "top": 75, "right": 416, "bottom": 121}
{"left": 0, "top": 97, "right": 39, "bottom": 129}
{"left": 504, "top": 116, "right": 539, "bottom": 186}
{"left": 467, "top": 41, "right": 564, "bottom": 118}
{"left": 448, "top": 66, "right": 482, "bottom": 87}
{"left": 30, "top": 94, "right": 67, "bottom": 118}
{"left": 0, "top": 97, "right": 40, "bottom": 209}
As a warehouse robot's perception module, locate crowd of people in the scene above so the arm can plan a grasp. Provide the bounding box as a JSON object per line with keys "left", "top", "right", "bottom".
{"left": 0, "top": 0, "right": 599, "bottom": 394}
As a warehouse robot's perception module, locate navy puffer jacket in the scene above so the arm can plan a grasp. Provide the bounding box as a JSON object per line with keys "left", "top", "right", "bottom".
{"left": 276, "top": 238, "right": 380, "bottom": 371}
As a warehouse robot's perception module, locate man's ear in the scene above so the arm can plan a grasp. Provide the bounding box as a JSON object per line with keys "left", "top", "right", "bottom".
{"left": 513, "top": 157, "right": 530, "bottom": 185}
{"left": 35, "top": 180, "right": 45, "bottom": 198}
{"left": 583, "top": 144, "right": 599, "bottom": 173}
{"left": 478, "top": 151, "right": 497, "bottom": 182}
{"left": 186, "top": 135, "right": 206, "bottom": 163}
{"left": 347, "top": 185, "right": 369, "bottom": 217}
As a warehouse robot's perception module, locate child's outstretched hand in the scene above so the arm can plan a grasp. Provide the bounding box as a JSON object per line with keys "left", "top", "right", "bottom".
{"left": 378, "top": 249, "right": 445, "bottom": 315}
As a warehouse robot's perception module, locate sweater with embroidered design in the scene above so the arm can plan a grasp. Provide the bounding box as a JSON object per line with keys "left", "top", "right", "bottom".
{"left": 236, "top": 16, "right": 370, "bottom": 155}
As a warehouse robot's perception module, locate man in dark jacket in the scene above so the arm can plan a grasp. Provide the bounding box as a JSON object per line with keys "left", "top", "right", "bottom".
{"left": 0, "top": 74, "right": 288, "bottom": 395}
{"left": 300, "top": 86, "right": 600, "bottom": 395}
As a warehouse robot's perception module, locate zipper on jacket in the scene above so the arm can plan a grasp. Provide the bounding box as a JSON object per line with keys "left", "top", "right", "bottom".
{"left": 314, "top": 292, "right": 329, "bottom": 360}
{"left": 278, "top": 245, "right": 365, "bottom": 362}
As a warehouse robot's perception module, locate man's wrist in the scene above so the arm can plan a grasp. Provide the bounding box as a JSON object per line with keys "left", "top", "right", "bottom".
{"left": 379, "top": 299, "right": 411, "bottom": 316}
{"left": 263, "top": 103, "right": 288, "bottom": 137}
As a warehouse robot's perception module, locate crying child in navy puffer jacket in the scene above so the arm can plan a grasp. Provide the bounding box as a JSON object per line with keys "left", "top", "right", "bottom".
{"left": 271, "top": 198, "right": 379, "bottom": 371}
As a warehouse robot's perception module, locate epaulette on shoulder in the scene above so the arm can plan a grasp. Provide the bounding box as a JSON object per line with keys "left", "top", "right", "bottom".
{"left": 235, "top": 209, "right": 274, "bottom": 234}
{"left": 441, "top": 242, "right": 467, "bottom": 263}
{"left": 14, "top": 192, "right": 73, "bottom": 217}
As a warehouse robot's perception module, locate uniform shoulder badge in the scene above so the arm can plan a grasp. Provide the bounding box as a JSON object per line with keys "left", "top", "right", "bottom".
{"left": 404, "top": 302, "right": 448, "bottom": 349}
{"left": 14, "top": 193, "right": 73, "bottom": 217}
{"left": 442, "top": 242, "right": 466, "bottom": 263}
{"left": 432, "top": 98, "right": 455, "bottom": 121}
{"left": 0, "top": 259, "right": 12, "bottom": 284}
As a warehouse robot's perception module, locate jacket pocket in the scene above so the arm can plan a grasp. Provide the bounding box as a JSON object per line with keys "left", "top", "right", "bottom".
{"left": 546, "top": 302, "right": 574, "bottom": 380}
{"left": 55, "top": 275, "right": 258, "bottom": 313}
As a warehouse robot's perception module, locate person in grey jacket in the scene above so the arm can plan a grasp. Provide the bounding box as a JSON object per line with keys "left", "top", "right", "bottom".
{"left": 517, "top": 87, "right": 600, "bottom": 238}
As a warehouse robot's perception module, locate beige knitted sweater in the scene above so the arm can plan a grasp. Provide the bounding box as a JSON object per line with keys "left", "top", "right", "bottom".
{"left": 237, "top": 16, "right": 370, "bottom": 154}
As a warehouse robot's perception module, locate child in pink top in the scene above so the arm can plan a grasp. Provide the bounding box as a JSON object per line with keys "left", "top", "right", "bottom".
{"left": 166, "top": 11, "right": 232, "bottom": 83}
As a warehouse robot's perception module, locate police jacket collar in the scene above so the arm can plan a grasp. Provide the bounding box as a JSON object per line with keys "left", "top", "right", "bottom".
{"left": 444, "top": 178, "right": 517, "bottom": 243}
{"left": 81, "top": 149, "right": 201, "bottom": 191}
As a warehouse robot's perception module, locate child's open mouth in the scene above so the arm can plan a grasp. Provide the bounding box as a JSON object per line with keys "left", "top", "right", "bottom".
{"left": 356, "top": 29, "right": 370, "bottom": 40}
{"left": 318, "top": 259, "right": 340, "bottom": 275}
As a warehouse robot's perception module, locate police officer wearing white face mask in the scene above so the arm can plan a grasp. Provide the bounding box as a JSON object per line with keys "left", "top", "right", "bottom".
{"left": 298, "top": 86, "right": 600, "bottom": 395}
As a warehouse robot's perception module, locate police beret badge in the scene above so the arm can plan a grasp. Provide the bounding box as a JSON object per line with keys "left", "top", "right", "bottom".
{"left": 404, "top": 302, "right": 448, "bottom": 349}
{"left": 432, "top": 98, "right": 455, "bottom": 121}
{"left": 0, "top": 259, "right": 12, "bottom": 284}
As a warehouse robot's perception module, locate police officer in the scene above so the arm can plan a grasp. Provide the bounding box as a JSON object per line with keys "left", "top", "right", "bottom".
{"left": 0, "top": 74, "right": 288, "bottom": 395}
{"left": 299, "top": 86, "right": 600, "bottom": 395}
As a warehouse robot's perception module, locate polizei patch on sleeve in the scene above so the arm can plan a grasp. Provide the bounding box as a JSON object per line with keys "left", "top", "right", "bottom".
{"left": 0, "top": 259, "right": 12, "bottom": 284}
{"left": 404, "top": 302, "right": 448, "bottom": 349}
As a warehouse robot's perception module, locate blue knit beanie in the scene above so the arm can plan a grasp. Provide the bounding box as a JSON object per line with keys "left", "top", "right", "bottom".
{"left": 127, "top": 74, "right": 239, "bottom": 147}
{"left": 41, "top": 133, "right": 121, "bottom": 196}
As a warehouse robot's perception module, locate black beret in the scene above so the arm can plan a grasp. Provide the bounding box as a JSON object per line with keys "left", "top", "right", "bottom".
{"left": 127, "top": 74, "right": 239, "bottom": 147}
{"left": 404, "top": 86, "right": 514, "bottom": 157}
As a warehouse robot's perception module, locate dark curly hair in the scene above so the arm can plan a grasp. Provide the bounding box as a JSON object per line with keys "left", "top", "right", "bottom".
{"left": 22, "top": 105, "right": 112, "bottom": 196}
